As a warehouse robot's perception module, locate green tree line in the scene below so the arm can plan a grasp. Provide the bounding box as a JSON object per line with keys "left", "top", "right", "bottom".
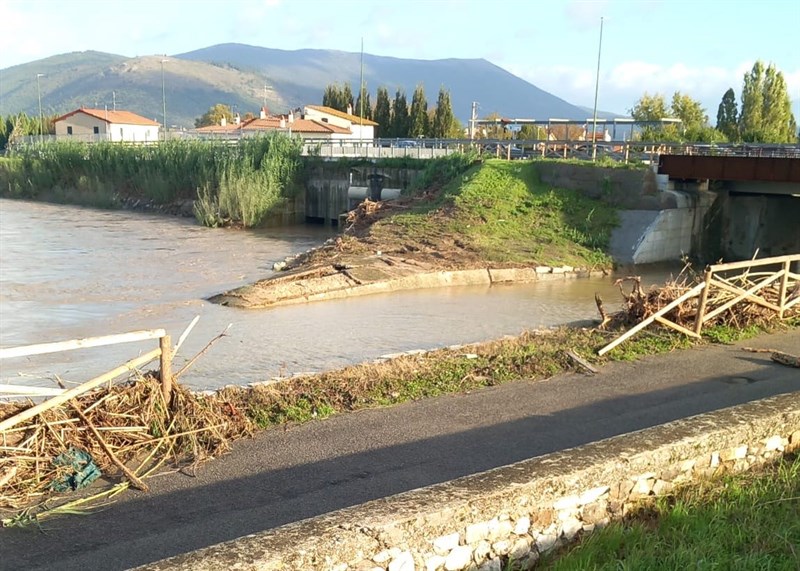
{"left": 0, "top": 112, "right": 56, "bottom": 150}
{"left": 629, "top": 61, "right": 797, "bottom": 144}
{"left": 322, "top": 82, "right": 463, "bottom": 139}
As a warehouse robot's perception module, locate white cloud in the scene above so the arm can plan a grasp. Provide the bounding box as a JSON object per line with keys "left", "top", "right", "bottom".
{"left": 508, "top": 59, "right": 800, "bottom": 118}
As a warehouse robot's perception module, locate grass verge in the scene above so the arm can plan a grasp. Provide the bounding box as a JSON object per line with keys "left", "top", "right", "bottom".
{"left": 540, "top": 454, "right": 800, "bottom": 570}
{"left": 222, "top": 319, "right": 796, "bottom": 430}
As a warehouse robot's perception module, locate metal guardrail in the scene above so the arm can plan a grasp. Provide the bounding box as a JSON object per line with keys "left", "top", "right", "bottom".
{"left": 8, "top": 135, "right": 799, "bottom": 163}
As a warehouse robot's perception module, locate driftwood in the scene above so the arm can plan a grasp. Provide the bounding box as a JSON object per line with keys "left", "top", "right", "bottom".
{"left": 565, "top": 351, "right": 600, "bottom": 374}
{"left": 742, "top": 347, "right": 800, "bottom": 368}
{"left": 70, "top": 400, "right": 149, "bottom": 491}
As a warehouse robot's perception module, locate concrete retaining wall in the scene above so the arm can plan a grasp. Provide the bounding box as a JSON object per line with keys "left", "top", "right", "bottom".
{"left": 137, "top": 392, "right": 800, "bottom": 571}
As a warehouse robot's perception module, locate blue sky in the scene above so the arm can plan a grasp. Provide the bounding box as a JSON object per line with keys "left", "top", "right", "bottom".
{"left": 2, "top": 0, "right": 798, "bottom": 118}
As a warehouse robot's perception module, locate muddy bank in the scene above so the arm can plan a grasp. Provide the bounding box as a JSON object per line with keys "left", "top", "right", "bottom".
{"left": 209, "top": 251, "right": 604, "bottom": 309}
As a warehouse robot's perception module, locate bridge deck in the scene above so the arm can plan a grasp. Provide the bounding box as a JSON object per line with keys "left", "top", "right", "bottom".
{"left": 659, "top": 155, "right": 800, "bottom": 183}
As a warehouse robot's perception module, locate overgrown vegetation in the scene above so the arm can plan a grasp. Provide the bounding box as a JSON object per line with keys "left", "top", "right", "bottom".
{"left": 542, "top": 454, "right": 800, "bottom": 570}
{"left": 0, "top": 134, "right": 304, "bottom": 227}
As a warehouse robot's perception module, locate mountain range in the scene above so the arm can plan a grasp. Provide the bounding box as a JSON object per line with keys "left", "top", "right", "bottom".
{"left": 0, "top": 43, "right": 613, "bottom": 130}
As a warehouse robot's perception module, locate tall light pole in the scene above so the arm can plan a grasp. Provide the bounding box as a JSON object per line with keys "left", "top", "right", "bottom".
{"left": 591, "top": 16, "right": 604, "bottom": 162}
{"left": 160, "top": 58, "right": 167, "bottom": 142}
{"left": 36, "top": 73, "right": 45, "bottom": 139}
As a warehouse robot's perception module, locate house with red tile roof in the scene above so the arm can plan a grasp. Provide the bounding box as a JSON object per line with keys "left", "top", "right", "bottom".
{"left": 53, "top": 108, "right": 161, "bottom": 142}
{"left": 303, "top": 104, "right": 377, "bottom": 141}
{"left": 194, "top": 106, "right": 371, "bottom": 141}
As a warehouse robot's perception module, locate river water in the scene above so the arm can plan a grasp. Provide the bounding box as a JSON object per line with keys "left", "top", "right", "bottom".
{"left": 0, "top": 199, "right": 677, "bottom": 391}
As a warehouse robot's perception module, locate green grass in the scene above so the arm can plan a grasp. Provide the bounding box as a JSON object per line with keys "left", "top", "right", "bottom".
{"left": 542, "top": 455, "right": 800, "bottom": 571}
{"left": 372, "top": 159, "right": 619, "bottom": 269}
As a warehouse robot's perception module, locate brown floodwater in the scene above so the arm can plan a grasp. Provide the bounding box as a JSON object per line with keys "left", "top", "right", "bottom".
{"left": 0, "top": 199, "right": 680, "bottom": 391}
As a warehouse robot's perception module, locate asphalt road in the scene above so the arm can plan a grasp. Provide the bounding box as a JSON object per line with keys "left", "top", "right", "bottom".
{"left": 2, "top": 330, "right": 798, "bottom": 571}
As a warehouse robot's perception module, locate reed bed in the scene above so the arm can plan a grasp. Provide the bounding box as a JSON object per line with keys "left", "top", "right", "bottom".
{"left": 2, "top": 134, "right": 304, "bottom": 227}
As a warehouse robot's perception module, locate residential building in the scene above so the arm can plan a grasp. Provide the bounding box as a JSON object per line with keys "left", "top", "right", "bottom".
{"left": 53, "top": 108, "right": 161, "bottom": 142}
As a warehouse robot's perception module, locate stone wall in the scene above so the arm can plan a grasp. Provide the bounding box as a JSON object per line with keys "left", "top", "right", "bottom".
{"left": 139, "top": 392, "right": 800, "bottom": 571}
{"left": 535, "top": 162, "right": 662, "bottom": 210}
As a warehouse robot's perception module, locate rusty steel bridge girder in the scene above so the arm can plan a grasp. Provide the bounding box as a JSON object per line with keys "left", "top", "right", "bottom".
{"left": 659, "top": 155, "right": 800, "bottom": 183}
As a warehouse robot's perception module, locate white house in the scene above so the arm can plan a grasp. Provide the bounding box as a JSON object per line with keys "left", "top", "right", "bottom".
{"left": 194, "top": 108, "right": 356, "bottom": 140}
{"left": 303, "top": 105, "right": 377, "bottom": 142}
{"left": 54, "top": 108, "right": 161, "bottom": 142}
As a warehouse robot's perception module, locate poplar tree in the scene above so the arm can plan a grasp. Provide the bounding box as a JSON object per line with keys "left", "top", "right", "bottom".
{"left": 716, "top": 88, "right": 739, "bottom": 141}
{"left": 373, "top": 87, "right": 391, "bottom": 137}
{"left": 431, "top": 87, "right": 456, "bottom": 138}
{"left": 355, "top": 89, "right": 372, "bottom": 121}
{"left": 342, "top": 83, "right": 355, "bottom": 113}
{"left": 408, "top": 84, "right": 429, "bottom": 138}
{"left": 739, "top": 61, "right": 765, "bottom": 141}
{"left": 390, "top": 89, "right": 410, "bottom": 138}
{"left": 739, "top": 61, "right": 796, "bottom": 143}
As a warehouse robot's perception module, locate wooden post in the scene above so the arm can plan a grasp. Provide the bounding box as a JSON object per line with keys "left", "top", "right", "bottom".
{"left": 160, "top": 335, "right": 173, "bottom": 406}
{"left": 778, "top": 261, "right": 790, "bottom": 318}
{"left": 694, "top": 268, "right": 713, "bottom": 335}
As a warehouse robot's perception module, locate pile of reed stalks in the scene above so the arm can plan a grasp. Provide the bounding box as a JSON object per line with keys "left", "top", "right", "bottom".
{"left": 0, "top": 372, "right": 251, "bottom": 516}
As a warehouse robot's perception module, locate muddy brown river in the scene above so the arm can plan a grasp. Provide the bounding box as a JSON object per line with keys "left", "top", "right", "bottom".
{"left": 0, "top": 199, "right": 677, "bottom": 391}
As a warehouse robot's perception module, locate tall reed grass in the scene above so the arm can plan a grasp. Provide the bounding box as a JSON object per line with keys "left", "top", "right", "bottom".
{"left": 2, "top": 134, "right": 304, "bottom": 227}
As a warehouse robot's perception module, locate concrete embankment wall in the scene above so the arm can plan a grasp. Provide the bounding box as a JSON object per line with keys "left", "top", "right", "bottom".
{"left": 537, "top": 162, "right": 711, "bottom": 265}
{"left": 139, "top": 392, "right": 800, "bottom": 571}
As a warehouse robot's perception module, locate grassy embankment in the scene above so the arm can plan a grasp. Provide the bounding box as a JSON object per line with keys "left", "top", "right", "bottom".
{"left": 539, "top": 454, "right": 800, "bottom": 570}
{"left": 339, "top": 157, "right": 619, "bottom": 270}
{"left": 0, "top": 135, "right": 304, "bottom": 227}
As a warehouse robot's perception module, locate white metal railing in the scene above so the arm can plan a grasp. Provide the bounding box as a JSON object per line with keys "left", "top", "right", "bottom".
{"left": 0, "top": 318, "right": 204, "bottom": 431}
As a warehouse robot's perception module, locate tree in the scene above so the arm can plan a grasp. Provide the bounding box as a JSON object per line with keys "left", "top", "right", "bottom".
{"left": 195, "top": 104, "right": 234, "bottom": 128}
{"left": 629, "top": 92, "right": 675, "bottom": 140}
{"left": 355, "top": 89, "right": 372, "bottom": 121}
{"left": 431, "top": 87, "right": 456, "bottom": 138}
{"left": 739, "top": 61, "right": 797, "bottom": 143}
{"left": 342, "top": 83, "right": 355, "bottom": 113}
{"left": 390, "top": 88, "right": 410, "bottom": 138}
{"left": 739, "top": 61, "right": 765, "bottom": 141}
{"left": 409, "top": 84, "right": 429, "bottom": 138}
{"left": 322, "top": 84, "right": 342, "bottom": 109}
{"left": 519, "top": 124, "right": 545, "bottom": 140}
{"left": 761, "top": 64, "right": 797, "bottom": 142}
{"left": 716, "top": 88, "right": 739, "bottom": 141}
{"left": 670, "top": 92, "right": 707, "bottom": 132}
{"left": 480, "top": 112, "right": 512, "bottom": 140}
{"left": 373, "top": 87, "right": 391, "bottom": 137}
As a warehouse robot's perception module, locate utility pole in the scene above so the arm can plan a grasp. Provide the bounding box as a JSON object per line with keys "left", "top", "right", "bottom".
{"left": 359, "top": 37, "right": 364, "bottom": 148}
{"left": 112, "top": 91, "right": 116, "bottom": 111}
{"left": 591, "top": 16, "right": 604, "bottom": 162}
{"left": 160, "top": 58, "right": 168, "bottom": 142}
{"left": 469, "top": 101, "right": 478, "bottom": 141}
{"left": 36, "top": 73, "right": 44, "bottom": 139}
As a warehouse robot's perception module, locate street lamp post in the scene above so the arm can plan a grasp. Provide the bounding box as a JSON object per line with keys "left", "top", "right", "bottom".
{"left": 591, "top": 17, "right": 604, "bottom": 162}
{"left": 36, "top": 73, "right": 44, "bottom": 140}
{"left": 160, "top": 59, "right": 167, "bottom": 142}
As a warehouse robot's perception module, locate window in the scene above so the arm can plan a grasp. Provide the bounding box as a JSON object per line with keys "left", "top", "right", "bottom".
{"left": 321, "top": 118, "right": 329, "bottom": 123}
{"left": 67, "top": 126, "right": 73, "bottom": 135}
{"left": 93, "top": 126, "right": 99, "bottom": 134}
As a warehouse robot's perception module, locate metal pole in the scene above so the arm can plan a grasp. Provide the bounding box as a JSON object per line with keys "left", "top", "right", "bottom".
{"left": 359, "top": 37, "right": 364, "bottom": 148}
{"left": 36, "top": 73, "right": 44, "bottom": 139}
{"left": 591, "top": 16, "right": 604, "bottom": 162}
{"left": 161, "top": 59, "right": 167, "bottom": 142}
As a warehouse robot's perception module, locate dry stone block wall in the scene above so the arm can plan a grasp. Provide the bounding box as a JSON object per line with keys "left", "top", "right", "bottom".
{"left": 140, "top": 392, "right": 800, "bottom": 571}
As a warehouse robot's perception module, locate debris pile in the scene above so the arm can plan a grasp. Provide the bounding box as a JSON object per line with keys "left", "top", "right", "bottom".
{"left": 0, "top": 372, "right": 251, "bottom": 518}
